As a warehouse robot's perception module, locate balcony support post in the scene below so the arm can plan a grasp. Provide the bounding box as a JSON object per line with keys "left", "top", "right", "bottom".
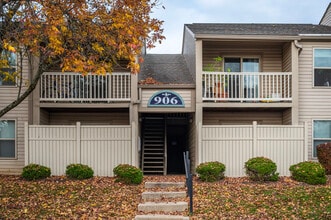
{"left": 291, "top": 41, "right": 300, "bottom": 125}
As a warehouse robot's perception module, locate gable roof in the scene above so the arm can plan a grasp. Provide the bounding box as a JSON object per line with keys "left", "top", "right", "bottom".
{"left": 139, "top": 54, "right": 194, "bottom": 85}
{"left": 185, "top": 23, "right": 331, "bottom": 37}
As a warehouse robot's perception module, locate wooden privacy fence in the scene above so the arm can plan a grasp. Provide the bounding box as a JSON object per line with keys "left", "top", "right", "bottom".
{"left": 198, "top": 121, "right": 308, "bottom": 177}
{"left": 24, "top": 122, "right": 137, "bottom": 176}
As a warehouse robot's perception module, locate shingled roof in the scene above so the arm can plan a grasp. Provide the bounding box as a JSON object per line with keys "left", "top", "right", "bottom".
{"left": 139, "top": 54, "right": 194, "bottom": 85}
{"left": 185, "top": 23, "right": 331, "bottom": 36}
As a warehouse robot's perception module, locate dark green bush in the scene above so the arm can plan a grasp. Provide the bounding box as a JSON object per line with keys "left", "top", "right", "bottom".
{"left": 289, "top": 161, "right": 326, "bottom": 185}
{"left": 196, "top": 161, "right": 226, "bottom": 182}
{"left": 65, "top": 164, "right": 94, "bottom": 180}
{"left": 245, "top": 157, "right": 279, "bottom": 182}
{"left": 113, "top": 164, "right": 143, "bottom": 185}
{"left": 21, "top": 164, "right": 51, "bottom": 181}
{"left": 317, "top": 142, "right": 331, "bottom": 175}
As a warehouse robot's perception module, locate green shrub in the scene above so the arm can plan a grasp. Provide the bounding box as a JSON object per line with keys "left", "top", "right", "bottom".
{"left": 289, "top": 161, "right": 327, "bottom": 185}
{"left": 21, "top": 164, "right": 51, "bottom": 181}
{"left": 196, "top": 161, "right": 226, "bottom": 182}
{"left": 65, "top": 164, "right": 94, "bottom": 180}
{"left": 245, "top": 157, "right": 279, "bottom": 182}
{"left": 317, "top": 142, "right": 331, "bottom": 175}
{"left": 113, "top": 164, "right": 143, "bottom": 185}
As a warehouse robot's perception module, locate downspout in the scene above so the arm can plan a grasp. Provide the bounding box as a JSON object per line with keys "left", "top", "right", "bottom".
{"left": 294, "top": 40, "right": 303, "bottom": 54}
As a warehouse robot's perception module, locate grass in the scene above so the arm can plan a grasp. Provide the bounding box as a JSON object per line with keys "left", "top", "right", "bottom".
{"left": 0, "top": 175, "right": 330, "bottom": 219}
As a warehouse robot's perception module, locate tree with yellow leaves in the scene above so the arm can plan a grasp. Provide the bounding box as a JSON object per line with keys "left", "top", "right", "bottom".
{"left": 0, "top": 0, "right": 164, "bottom": 117}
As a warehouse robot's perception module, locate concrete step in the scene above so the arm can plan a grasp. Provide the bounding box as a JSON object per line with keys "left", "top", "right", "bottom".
{"left": 138, "top": 202, "right": 188, "bottom": 212}
{"left": 142, "top": 191, "right": 186, "bottom": 201}
{"left": 145, "top": 182, "right": 185, "bottom": 189}
{"left": 135, "top": 214, "right": 189, "bottom": 220}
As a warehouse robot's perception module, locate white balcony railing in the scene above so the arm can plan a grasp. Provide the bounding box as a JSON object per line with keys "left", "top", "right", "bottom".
{"left": 40, "top": 72, "right": 131, "bottom": 102}
{"left": 202, "top": 72, "right": 292, "bottom": 102}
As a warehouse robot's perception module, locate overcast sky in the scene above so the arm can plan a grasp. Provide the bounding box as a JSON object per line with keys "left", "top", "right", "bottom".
{"left": 148, "top": 0, "right": 331, "bottom": 54}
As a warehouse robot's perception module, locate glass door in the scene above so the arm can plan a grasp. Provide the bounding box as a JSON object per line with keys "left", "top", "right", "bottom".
{"left": 243, "top": 58, "right": 259, "bottom": 99}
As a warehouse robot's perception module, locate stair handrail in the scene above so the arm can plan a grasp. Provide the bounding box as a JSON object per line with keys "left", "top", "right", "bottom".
{"left": 183, "top": 151, "right": 193, "bottom": 215}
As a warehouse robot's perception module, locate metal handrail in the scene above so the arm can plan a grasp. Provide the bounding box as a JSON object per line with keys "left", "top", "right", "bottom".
{"left": 183, "top": 151, "right": 193, "bottom": 214}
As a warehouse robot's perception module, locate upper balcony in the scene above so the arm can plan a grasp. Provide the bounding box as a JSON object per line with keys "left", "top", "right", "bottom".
{"left": 202, "top": 71, "right": 292, "bottom": 103}
{"left": 40, "top": 72, "right": 131, "bottom": 103}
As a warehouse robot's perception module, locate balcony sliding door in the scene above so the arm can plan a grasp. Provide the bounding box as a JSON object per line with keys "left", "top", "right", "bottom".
{"left": 224, "top": 57, "right": 259, "bottom": 100}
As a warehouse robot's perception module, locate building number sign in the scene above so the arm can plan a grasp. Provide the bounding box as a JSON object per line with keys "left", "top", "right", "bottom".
{"left": 148, "top": 90, "right": 185, "bottom": 107}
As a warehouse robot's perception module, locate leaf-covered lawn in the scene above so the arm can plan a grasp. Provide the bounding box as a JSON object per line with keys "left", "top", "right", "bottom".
{"left": 1, "top": 175, "right": 331, "bottom": 219}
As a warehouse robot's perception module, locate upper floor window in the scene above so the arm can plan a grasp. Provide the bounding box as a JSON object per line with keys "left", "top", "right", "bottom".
{"left": 0, "top": 50, "right": 17, "bottom": 86}
{"left": 0, "top": 120, "right": 16, "bottom": 158}
{"left": 314, "top": 49, "right": 331, "bottom": 87}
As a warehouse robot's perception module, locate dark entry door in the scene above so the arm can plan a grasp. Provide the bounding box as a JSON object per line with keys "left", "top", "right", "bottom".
{"left": 166, "top": 123, "right": 187, "bottom": 174}
{"left": 141, "top": 113, "right": 189, "bottom": 175}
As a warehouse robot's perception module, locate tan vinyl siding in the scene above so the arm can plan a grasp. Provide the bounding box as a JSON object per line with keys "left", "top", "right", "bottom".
{"left": 40, "top": 108, "right": 50, "bottom": 125}
{"left": 182, "top": 27, "right": 196, "bottom": 79}
{"left": 203, "top": 110, "right": 284, "bottom": 125}
{"left": 188, "top": 116, "right": 196, "bottom": 171}
{"left": 298, "top": 41, "right": 331, "bottom": 159}
{"left": 282, "top": 43, "right": 292, "bottom": 72}
{"left": 203, "top": 41, "right": 285, "bottom": 72}
{"left": 282, "top": 108, "right": 292, "bottom": 125}
{"left": 0, "top": 57, "right": 30, "bottom": 174}
{"left": 320, "top": 5, "right": 331, "bottom": 26}
{"left": 47, "top": 110, "right": 130, "bottom": 125}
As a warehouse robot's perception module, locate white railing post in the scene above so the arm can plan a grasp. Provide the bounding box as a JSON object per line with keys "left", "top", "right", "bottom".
{"left": 76, "top": 122, "right": 81, "bottom": 163}
{"left": 252, "top": 121, "right": 257, "bottom": 157}
{"left": 198, "top": 122, "right": 202, "bottom": 164}
{"left": 304, "top": 121, "right": 308, "bottom": 161}
{"left": 131, "top": 121, "right": 137, "bottom": 167}
{"left": 24, "top": 122, "right": 29, "bottom": 165}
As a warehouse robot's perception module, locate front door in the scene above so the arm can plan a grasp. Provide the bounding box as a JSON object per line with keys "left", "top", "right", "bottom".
{"left": 141, "top": 113, "right": 188, "bottom": 175}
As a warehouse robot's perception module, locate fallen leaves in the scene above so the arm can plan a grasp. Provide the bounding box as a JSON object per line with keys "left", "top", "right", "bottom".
{"left": 0, "top": 175, "right": 330, "bottom": 219}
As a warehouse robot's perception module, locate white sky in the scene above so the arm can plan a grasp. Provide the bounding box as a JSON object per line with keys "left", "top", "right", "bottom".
{"left": 148, "top": 0, "right": 331, "bottom": 54}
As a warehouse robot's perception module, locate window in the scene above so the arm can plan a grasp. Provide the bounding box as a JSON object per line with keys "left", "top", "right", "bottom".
{"left": 314, "top": 49, "right": 331, "bottom": 87}
{"left": 0, "top": 50, "right": 17, "bottom": 86}
{"left": 313, "top": 120, "right": 331, "bottom": 157}
{"left": 0, "top": 120, "right": 16, "bottom": 158}
{"left": 224, "top": 57, "right": 259, "bottom": 98}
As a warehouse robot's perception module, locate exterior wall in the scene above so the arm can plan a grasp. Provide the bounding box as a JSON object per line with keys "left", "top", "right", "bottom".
{"left": 298, "top": 41, "right": 331, "bottom": 159}
{"left": 0, "top": 57, "right": 30, "bottom": 174}
{"left": 182, "top": 27, "right": 196, "bottom": 80}
{"left": 202, "top": 41, "right": 285, "bottom": 72}
{"left": 203, "top": 110, "right": 285, "bottom": 125}
{"left": 320, "top": 4, "right": 331, "bottom": 26}
{"left": 188, "top": 115, "right": 196, "bottom": 172}
{"left": 199, "top": 122, "right": 307, "bottom": 177}
{"left": 282, "top": 43, "right": 292, "bottom": 72}
{"left": 139, "top": 88, "right": 195, "bottom": 113}
{"left": 44, "top": 109, "right": 129, "bottom": 125}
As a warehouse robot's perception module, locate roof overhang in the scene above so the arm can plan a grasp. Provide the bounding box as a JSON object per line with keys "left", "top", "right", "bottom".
{"left": 194, "top": 34, "right": 301, "bottom": 41}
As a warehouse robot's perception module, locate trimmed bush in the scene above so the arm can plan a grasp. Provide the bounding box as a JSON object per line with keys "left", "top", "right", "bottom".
{"left": 317, "top": 142, "right": 331, "bottom": 175}
{"left": 245, "top": 157, "right": 279, "bottom": 182}
{"left": 196, "top": 161, "right": 226, "bottom": 182}
{"left": 113, "top": 164, "right": 143, "bottom": 185}
{"left": 289, "top": 161, "right": 327, "bottom": 185}
{"left": 22, "top": 164, "right": 51, "bottom": 181}
{"left": 65, "top": 164, "right": 94, "bottom": 180}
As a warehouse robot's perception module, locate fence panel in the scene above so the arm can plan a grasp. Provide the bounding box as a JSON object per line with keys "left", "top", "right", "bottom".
{"left": 25, "top": 123, "right": 133, "bottom": 176}
{"left": 200, "top": 125, "right": 253, "bottom": 177}
{"left": 200, "top": 122, "right": 307, "bottom": 177}
{"left": 80, "top": 126, "right": 132, "bottom": 176}
{"left": 26, "top": 125, "right": 79, "bottom": 175}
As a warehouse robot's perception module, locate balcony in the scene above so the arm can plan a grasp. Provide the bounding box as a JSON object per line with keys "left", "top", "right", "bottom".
{"left": 40, "top": 72, "right": 131, "bottom": 103}
{"left": 202, "top": 72, "right": 292, "bottom": 102}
